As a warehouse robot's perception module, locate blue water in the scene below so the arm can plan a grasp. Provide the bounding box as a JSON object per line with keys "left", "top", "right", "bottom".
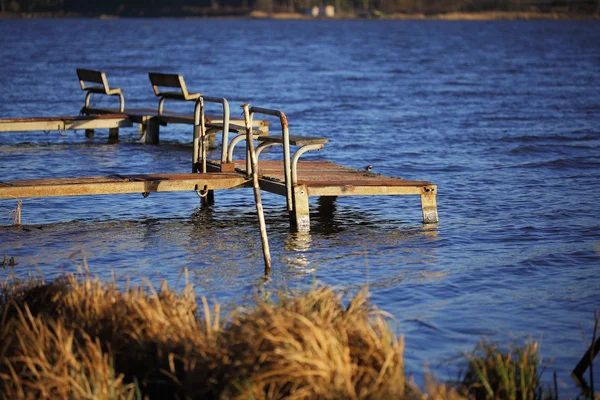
{"left": 1, "top": 19, "right": 599, "bottom": 394}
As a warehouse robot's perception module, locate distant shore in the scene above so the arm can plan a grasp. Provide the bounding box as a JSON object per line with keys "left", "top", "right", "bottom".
{"left": 253, "top": 10, "right": 599, "bottom": 20}
{"left": 1, "top": 10, "right": 598, "bottom": 20}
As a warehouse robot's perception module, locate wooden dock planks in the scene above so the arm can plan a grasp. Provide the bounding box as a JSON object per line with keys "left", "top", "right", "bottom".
{"left": 228, "top": 160, "right": 436, "bottom": 196}
{"left": 0, "top": 114, "right": 133, "bottom": 133}
{"left": 220, "top": 159, "right": 439, "bottom": 227}
{"left": 0, "top": 160, "right": 438, "bottom": 227}
{"left": 0, "top": 173, "right": 250, "bottom": 199}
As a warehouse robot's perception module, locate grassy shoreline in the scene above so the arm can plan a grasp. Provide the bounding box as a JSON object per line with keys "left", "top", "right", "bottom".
{"left": 2, "top": 267, "right": 588, "bottom": 399}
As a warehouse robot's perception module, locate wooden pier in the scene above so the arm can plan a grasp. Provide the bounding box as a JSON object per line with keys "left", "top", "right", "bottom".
{"left": 0, "top": 69, "right": 439, "bottom": 233}
{"left": 207, "top": 160, "right": 437, "bottom": 229}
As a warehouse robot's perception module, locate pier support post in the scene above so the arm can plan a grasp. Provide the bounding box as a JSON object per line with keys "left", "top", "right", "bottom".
{"left": 85, "top": 129, "right": 94, "bottom": 138}
{"left": 420, "top": 185, "right": 438, "bottom": 224}
{"left": 201, "top": 190, "right": 215, "bottom": 206}
{"left": 108, "top": 127, "right": 119, "bottom": 141}
{"left": 292, "top": 184, "right": 310, "bottom": 231}
{"left": 140, "top": 116, "right": 159, "bottom": 144}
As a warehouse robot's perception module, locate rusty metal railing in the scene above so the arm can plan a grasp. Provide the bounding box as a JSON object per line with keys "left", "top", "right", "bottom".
{"left": 242, "top": 104, "right": 272, "bottom": 274}
{"left": 192, "top": 96, "right": 230, "bottom": 173}
{"left": 192, "top": 97, "right": 205, "bottom": 173}
{"left": 243, "top": 106, "right": 293, "bottom": 214}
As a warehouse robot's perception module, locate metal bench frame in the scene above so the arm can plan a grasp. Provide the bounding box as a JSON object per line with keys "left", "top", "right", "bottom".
{"left": 77, "top": 69, "right": 125, "bottom": 112}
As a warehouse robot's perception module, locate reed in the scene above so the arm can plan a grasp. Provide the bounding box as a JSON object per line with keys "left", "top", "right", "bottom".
{"left": 0, "top": 270, "right": 563, "bottom": 399}
{"left": 460, "top": 338, "right": 554, "bottom": 400}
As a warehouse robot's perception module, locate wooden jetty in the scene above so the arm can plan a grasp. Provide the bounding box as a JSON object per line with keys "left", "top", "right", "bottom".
{"left": 208, "top": 159, "right": 437, "bottom": 229}
{"left": 0, "top": 70, "right": 438, "bottom": 233}
{"left": 0, "top": 114, "right": 132, "bottom": 136}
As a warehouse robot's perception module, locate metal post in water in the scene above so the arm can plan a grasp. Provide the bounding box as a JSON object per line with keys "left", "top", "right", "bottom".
{"left": 242, "top": 104, "right": 272, "bottom": 275}
{"left": 193, "top": 97, "right": 205, "bottom": 173}
{"left": 13, "top": 200, "right": 22, "bottom": 226}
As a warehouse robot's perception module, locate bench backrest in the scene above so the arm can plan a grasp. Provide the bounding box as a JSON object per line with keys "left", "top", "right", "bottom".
{"left": 77, "top": 69, "right": 111, "bottom": 94}
{"left": 148, "top": 72, "right": 196, "bottom": 100}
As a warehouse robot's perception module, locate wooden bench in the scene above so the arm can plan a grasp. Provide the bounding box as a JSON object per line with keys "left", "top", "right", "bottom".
{"left": 149, "top": 72, "right": 201, "bottom": 114}
{"left": 80, "top": 70, "right": 268, "bottom": 146}
{"left": 77, "top": 68, "right": 127, "bottom": 139}
{"left": 77, "top": 69, "right": 125, "bottom": 112}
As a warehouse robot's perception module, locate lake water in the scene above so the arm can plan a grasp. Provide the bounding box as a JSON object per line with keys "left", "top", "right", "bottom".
{"left": 0, "top": 18, "right": 599, "bottom": 393}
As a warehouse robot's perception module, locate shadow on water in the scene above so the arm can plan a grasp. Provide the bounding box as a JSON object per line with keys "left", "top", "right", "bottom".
{"left": 311, "top": 196, "right": 340, "bottom": 234}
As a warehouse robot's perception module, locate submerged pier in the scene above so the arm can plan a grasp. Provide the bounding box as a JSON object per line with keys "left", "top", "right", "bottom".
{"left": 0, "top": 69, "right": 438, "bottom": 232}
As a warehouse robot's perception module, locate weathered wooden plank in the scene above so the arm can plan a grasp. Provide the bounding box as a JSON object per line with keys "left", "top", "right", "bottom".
{"left": 306, "top": 184, "right": 429, "bottom": 197}
{"left": 0, "top": 173, "right": 250, "bottom": 199}
{"left": 63, "top": 118, "right": 131, "bottom": 130}
{"left": 299, "top": 179, "right": 433, "bottom": 187}
{"left": 293, "top": 184, "right": 311, "bottom": 230}
{"left": 257, "top": 178, "right": 287, "bottom": 196}
{"left": 0, "top": 120, "right": 66, "bottom": 132}
{"left": 230, "top": 160, "right": 431, "bottom": 188}
{"left": 0, "top": 115, "right": 132, "bottom": 133}
{"left": 0, "top": 114, "right": 128, "bottom": 123}
{"left": 420, "top": 186, "right": 439, "bottom": 224}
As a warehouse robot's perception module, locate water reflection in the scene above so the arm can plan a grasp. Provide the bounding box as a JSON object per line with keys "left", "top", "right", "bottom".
{"left": 312, "top": 196, "right": 339, "bottom": 234}
{"left": 283, "top": 231, "right": 314, "bottom": 275}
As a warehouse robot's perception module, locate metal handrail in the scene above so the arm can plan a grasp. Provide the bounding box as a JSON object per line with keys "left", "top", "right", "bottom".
{"left": 202, "top": 96, "right": 230, "bottom": 165}
{"left": 245, "top": 106, "right": 293, "bottom": 214}
{"left": 291, "top": 143, "right": 324, "bottom": 183}
{"left": 227, "top": 133, "right": 262, "bottom": 164}
{"left": 84, "top": 91, "right": 125, "bottom": 113}
{"left": 192, "top": 97, "right": 205, "bottom": 173}
{"left": 157, "top": 94, "right": 229, "bottom": 173}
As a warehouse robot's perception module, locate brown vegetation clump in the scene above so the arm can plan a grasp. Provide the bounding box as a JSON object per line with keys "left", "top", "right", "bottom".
{"left": 0, "top": 271, "right": 410, "bottom": 399}
{"left": 0, "top": 269, "right": 560, "bottom": 399}
{"left": 0, "top": 271, "right": 207, "bottom": 399}
{"left": 209, "top": 287, "right": 406, "bottom": 399}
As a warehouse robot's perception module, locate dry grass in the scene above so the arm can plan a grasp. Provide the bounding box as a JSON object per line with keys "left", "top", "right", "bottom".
{"left": 0, "top": 271, "right": 410, "bottom": 399}
{"left": 0, "top": 269, "right": 564, "bottom": 399}
{"left": 0, "top": 270, "right": 202, "bottom": 399}
{"left": 211, "top": 287, "right": 406, "bottom": 399}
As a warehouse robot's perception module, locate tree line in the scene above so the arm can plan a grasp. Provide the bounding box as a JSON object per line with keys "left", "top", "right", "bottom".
{"left": 1, "top": 0, "right": 597, "bottom": 16}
